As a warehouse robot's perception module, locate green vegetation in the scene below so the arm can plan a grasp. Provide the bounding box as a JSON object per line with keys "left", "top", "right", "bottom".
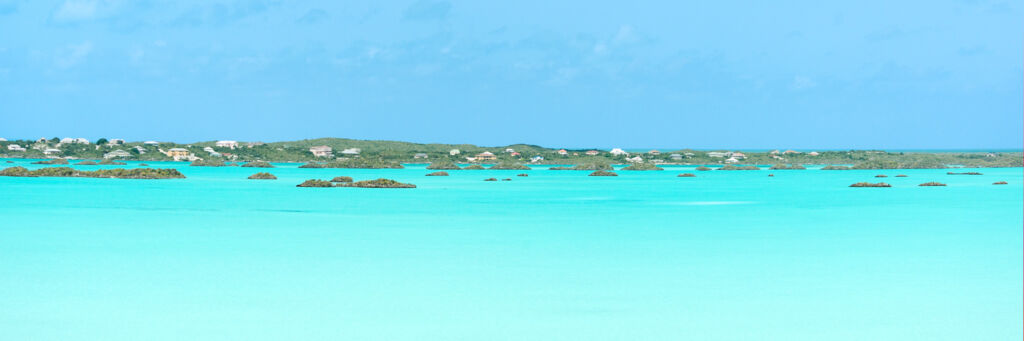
{"left": 98, "top": 159, "right": 127, "bottom": 165}
{"left": 919, "top": 182, "right": 946, "bottom": 186}
{"left": 621, "top": 163, "right": 664, "bottom": 171}
{"left": 426, "top": 160, "right": 460, "bottom": 170}
{"left": 895, "top": 174, "right": 908, "bottom": 177}
{"left": 463, "top": 165, "right": 486, "bottom": 170}
{"left": 0, "top": 166, "right": 184, "bottom": 179}
{"left": 589, "top": 170, "right": 618, "bottom": 176}
{"left": 248, "top": 172, "right": 277, "bottom": 180}
{"left": 426, "top": 171, "right": 449, "bottom": 176}
{"left": 822, "top": 165, "right": 851, "bottom": 170}
{"left": 32, "top": 159, "right": 69, "bottom": 165}
{"left": 550, "top": 162, "right": 612, "bottom": 170}
{"left": 331, "top": 176, "right": 353, "bottom": 182}
{"left": 769, "top": 164, "right": 805, "bottom": 170}
{"left": 993, "top": 181, "right": 1008, "bottom": 185}
{"left": 336, "top": 178, "right": 416, "bottom": 188}
{"left": 2, "top": 137, "right": 1019, "bottom": 168}
{"left": 875, "top": 174, "right": 887, "bottom": 178}
{"left": 296, "top": 179, "right": 334, "bottom": 187}
{"left": 138, "top": 163, "right": 149, "bottom": 166}
{"left": 678, "top": 173, "right": 696, "bottom": 177}
{"left": 483, "top": 178, "right": 497, "bottom": 181}
{"left": 190, "top": 159, "right": 227, "bottom": 167}
{"left": 517, "top": 173, "right": 528, "bottom": 177}
{"left": 695, "top": 166, "right": 712, "bottom": 171}
{"left": 849, "top": 182, "right": 891, "bottom": 188}
{"left": 241, "top": 161, "right": 274, "bottom": 168}
{"left": 718, "top": 165, "right": 760, "bottom": 170}
{"left": 300, "top": 159, "right": 404, "bottom": 169}
{"left": 77, "top": 160, "right": 99, "bottom": 165}
{"left": 502, "top": 178, "right": 512, "bottom": 181}
{"left": 489, "top": 162, "right": 530, "bottom": 170}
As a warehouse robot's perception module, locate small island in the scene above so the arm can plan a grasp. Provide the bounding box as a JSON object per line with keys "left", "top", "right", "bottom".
{"left": 98, "top": 159, "right": 127, "bottom": 165}
{"left": 331, "top": 176, "right": 354, "bottom": 183}
{"left": 919, "top": 182, "right": 946, "bottom": 186}
{"left": 517, "top": 173, "right": 528, "bottom": 177}
{"left": 769, "top": 164, "right": 806, "bottom": 170}
{"left": 483, "top": 177, "right": 497, "bottom": 181}
{"left": 621, "top": 163, "right": 664, "bottom": 171}
{"left": 489, "top": 162, "right": 531, "bottom": 170}
{"left": 678, "top": 173, "right": 696, "bottom": 177}
{"left": 1, "top": 166, "right": 185, "bottom": 179}
{"left": 248, "top": 172, "right": 277, "bottom": 180}
{"left": 695, "top": 166, "right": 712, "bottom": 171}
{"left": 463, "top": 165, "right": 486, "bottom": 170}
{"left": 993, "top": 181, "right": 1008, "bottom": 185}
{"left": 822, "top": 165, "right": 851, "bottom": 170}
{"left": 550, "top": 163, "right": 612, "bottom": 171}
{"left": 589, "top": 170, "right": 618, "bottom": 176}
{"left": 718, "top": 165, "right": 760, "bottom": 171}
{"left": 875, "top": 174, "right": 888, "bottom": 178}
{"left": 190, "top": 159, "right": 228, "bottom": 167}
{"left": 895, "top": 174, "right": 908, "bottom": 177}
{"left": 337, "top": 178, "right": 416, "bottom": 188}
{"left": 850, "top": 182, "right": 891, "bottom": 188}
{"left": 426, "top": 160, "right": 461, "bottom": 170}
{"left": 76, "top": 160, "right": 99, "bottom": 165}
{"left": 241, "top": 161, "right": 275, "bottom": 168}
{"left": 296, "top": 179, "right": 334, "bottom": 187}
{"left": 425, "top": 171, "right": 449, "bottom": 176}
{"left": 947, "top": 172, "right": 982, "bottom": 175}
{"left": 32, "top": 158, "right": 70, "bottom": 165}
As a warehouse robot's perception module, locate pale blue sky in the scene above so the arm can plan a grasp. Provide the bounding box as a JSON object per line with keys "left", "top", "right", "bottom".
{"left": 0, "top": 0, "right": 1020, "bottom": 149}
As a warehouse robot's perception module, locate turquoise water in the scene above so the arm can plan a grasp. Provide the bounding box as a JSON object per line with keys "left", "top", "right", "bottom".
{"left": 1, "top": 159, "right": 1021, "bottom": 340}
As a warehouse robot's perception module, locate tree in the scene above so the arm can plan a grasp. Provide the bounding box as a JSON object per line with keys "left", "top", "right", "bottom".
{"left": 96, "top": 138, "right": 108, "bottom": 145}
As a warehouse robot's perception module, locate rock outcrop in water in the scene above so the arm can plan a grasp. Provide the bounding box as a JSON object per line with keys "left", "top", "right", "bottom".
{"left": 589, "top": 170, "right": 618, "bottom": 176}
{"left": 1, "top": 166, "right": 184, "bottom": 179}
{"left": 425, "top": 171, "right": 449, "bottom": 176}
{"left": 98, "top": 159, "right": 127, "bottom": 165}
{"left": 483, "top": 177, "right": 497, "bottom": 181}
{"left": 241, "top": 161, "right": 274, "bottom": 168}
{"left": 190, "top": 159, "right": 227, "bottom": 167}
{"left": 696, "top": 166, "right": 712, "bottom": 171}
{"left": 248, "top": 172, "right": 277, "bottom": 180}
{"left": 822, "top": 165, "right": 851, "bottom": 170}
{"left": 769, "top": 164, "right": 806, "bottom": 170}
{"left": 678, "top": 173, "right": 696, "bottom": 177}
{"left": 718, "top": 165, "right": 760, "bottom": 171}
{"left": 849, "top": 182, "right": 891, "bottom": 188}
{"left": 76, "top": 160, "right": 99, "bottom": 165}
{"left": 337, "top": 178, "right": 416, "bottom": 188}
{"left": 426, "top": 160, "right": 460, "bottom": 170}
{"left": 550, "top": 163, "right": 612, "bottom": 171}
{"left": 463, "top": 165, "right": 486, "bottom": 170}
{"left": 947, "top": 172, "right": 982, "bottom": 175}
{"left": 875, "top": 174, "right": 888, "bottom": 178}
{"left": 32, "top": 158, "right": 69, "bottom": 165}
{"left": 993, "top": 181, "right": 1008, "bottom": 185}
{"left": 296, "top": 179, "right": 334, "bottom": 187}
{"left": 918, "top": 182, "right": 946, "bottom": 186}
{"left": 621, "top": 163, "right": 664, "bottom": 171}
{"left": 517, "top": 173, "right": 528, "bottom": 177}
{"left": 895, "top": 174, "right": 908, "bottom": 177}
{"left": 489, "top": 162, "right": 531, "bottom": 170}
{"left": 331, "top": 176, "right": 353, "bottom": 183}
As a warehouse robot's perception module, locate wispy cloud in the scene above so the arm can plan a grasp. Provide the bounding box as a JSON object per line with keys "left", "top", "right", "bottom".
{"left": 55, "top": 41, "right": 94, "bottom": 68}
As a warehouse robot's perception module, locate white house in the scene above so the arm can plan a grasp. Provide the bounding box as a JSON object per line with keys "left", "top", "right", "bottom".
{"left": 108, "top": 139, "right": 126, "bottom": 145}
{"left": 341, "top": 148, "right": 361, "bottom": 155}
{"left": 731, "top": 152, "right": 746, "bottom": 160}
{"left": 669, "top": 153, "right": 683, "bottom": 160}
{"left": 144, "top": 141, "right": 160, "bottom": 146}
{"left": 59, "top": 137, "right": 74, "bottom": 144}
{"left": 7, "top": 144, "right": 25, "bottom": 151}
{"left": 530, "top": 155, "right": 544, "bottom": 163}
{"left": 808, "top": 151, "right": 820, "bottom": 156}
{"left": 504, "top": 148, "right": 515, "bottom": 153}
{"left": 585, "top": 150, "right": 600, "bottom": 156}
{"left": 43, "top": 148, "right": 61, "bottom": 155}
{"left": 725, "top": 157, "right": 739, "bottom": 163}
{"left": 557, "top": 149, "right": 568, "bottom": 155}
{"left": 414, "top": 153, "right": 429, "bottom": 159}
{"left": 134, "top": 146, "right": 147, "bottom": 154}
{"left": 104, "top": 149, "right": 131, "bottom": 159}
{"left": 610, "top": 148, "right": 628, "bottom": 156}
{"left": 215, "top": 140, "right": 239, "bottom": 149}
{"left": 203, "top": 146, "right": 216, "bottom": 153}
{"left": 626, "top": 156, "right": 643, "bottom": 163}
{"left": 309, "top": 145, "right": 333, "bottom": 157}
{"left": 449, "top": 149, "right": 460, "bottom": 155}
{"left": 74, "top": 138, "right": 90, "bottom": 144}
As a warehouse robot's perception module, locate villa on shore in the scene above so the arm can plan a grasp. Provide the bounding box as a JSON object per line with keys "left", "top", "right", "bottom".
{"left": 309, "top": 145, "right": 333, "bottom": 157}
{"left": 475, "top": 151, "right": 496, "bottom": 161}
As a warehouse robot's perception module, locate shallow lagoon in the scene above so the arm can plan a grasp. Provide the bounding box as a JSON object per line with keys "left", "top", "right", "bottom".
{"left": 1, "top": 159, "right": 1021, "bottom": 340}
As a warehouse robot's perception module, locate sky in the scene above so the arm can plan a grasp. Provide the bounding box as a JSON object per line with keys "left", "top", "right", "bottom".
{"left": 0, "top": 0, "right": 1021, "bottom": 149}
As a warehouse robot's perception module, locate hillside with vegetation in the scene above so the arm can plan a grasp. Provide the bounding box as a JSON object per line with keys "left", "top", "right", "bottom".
{"left": 1, "top": 138, "right": 1019, "bottom": 169}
